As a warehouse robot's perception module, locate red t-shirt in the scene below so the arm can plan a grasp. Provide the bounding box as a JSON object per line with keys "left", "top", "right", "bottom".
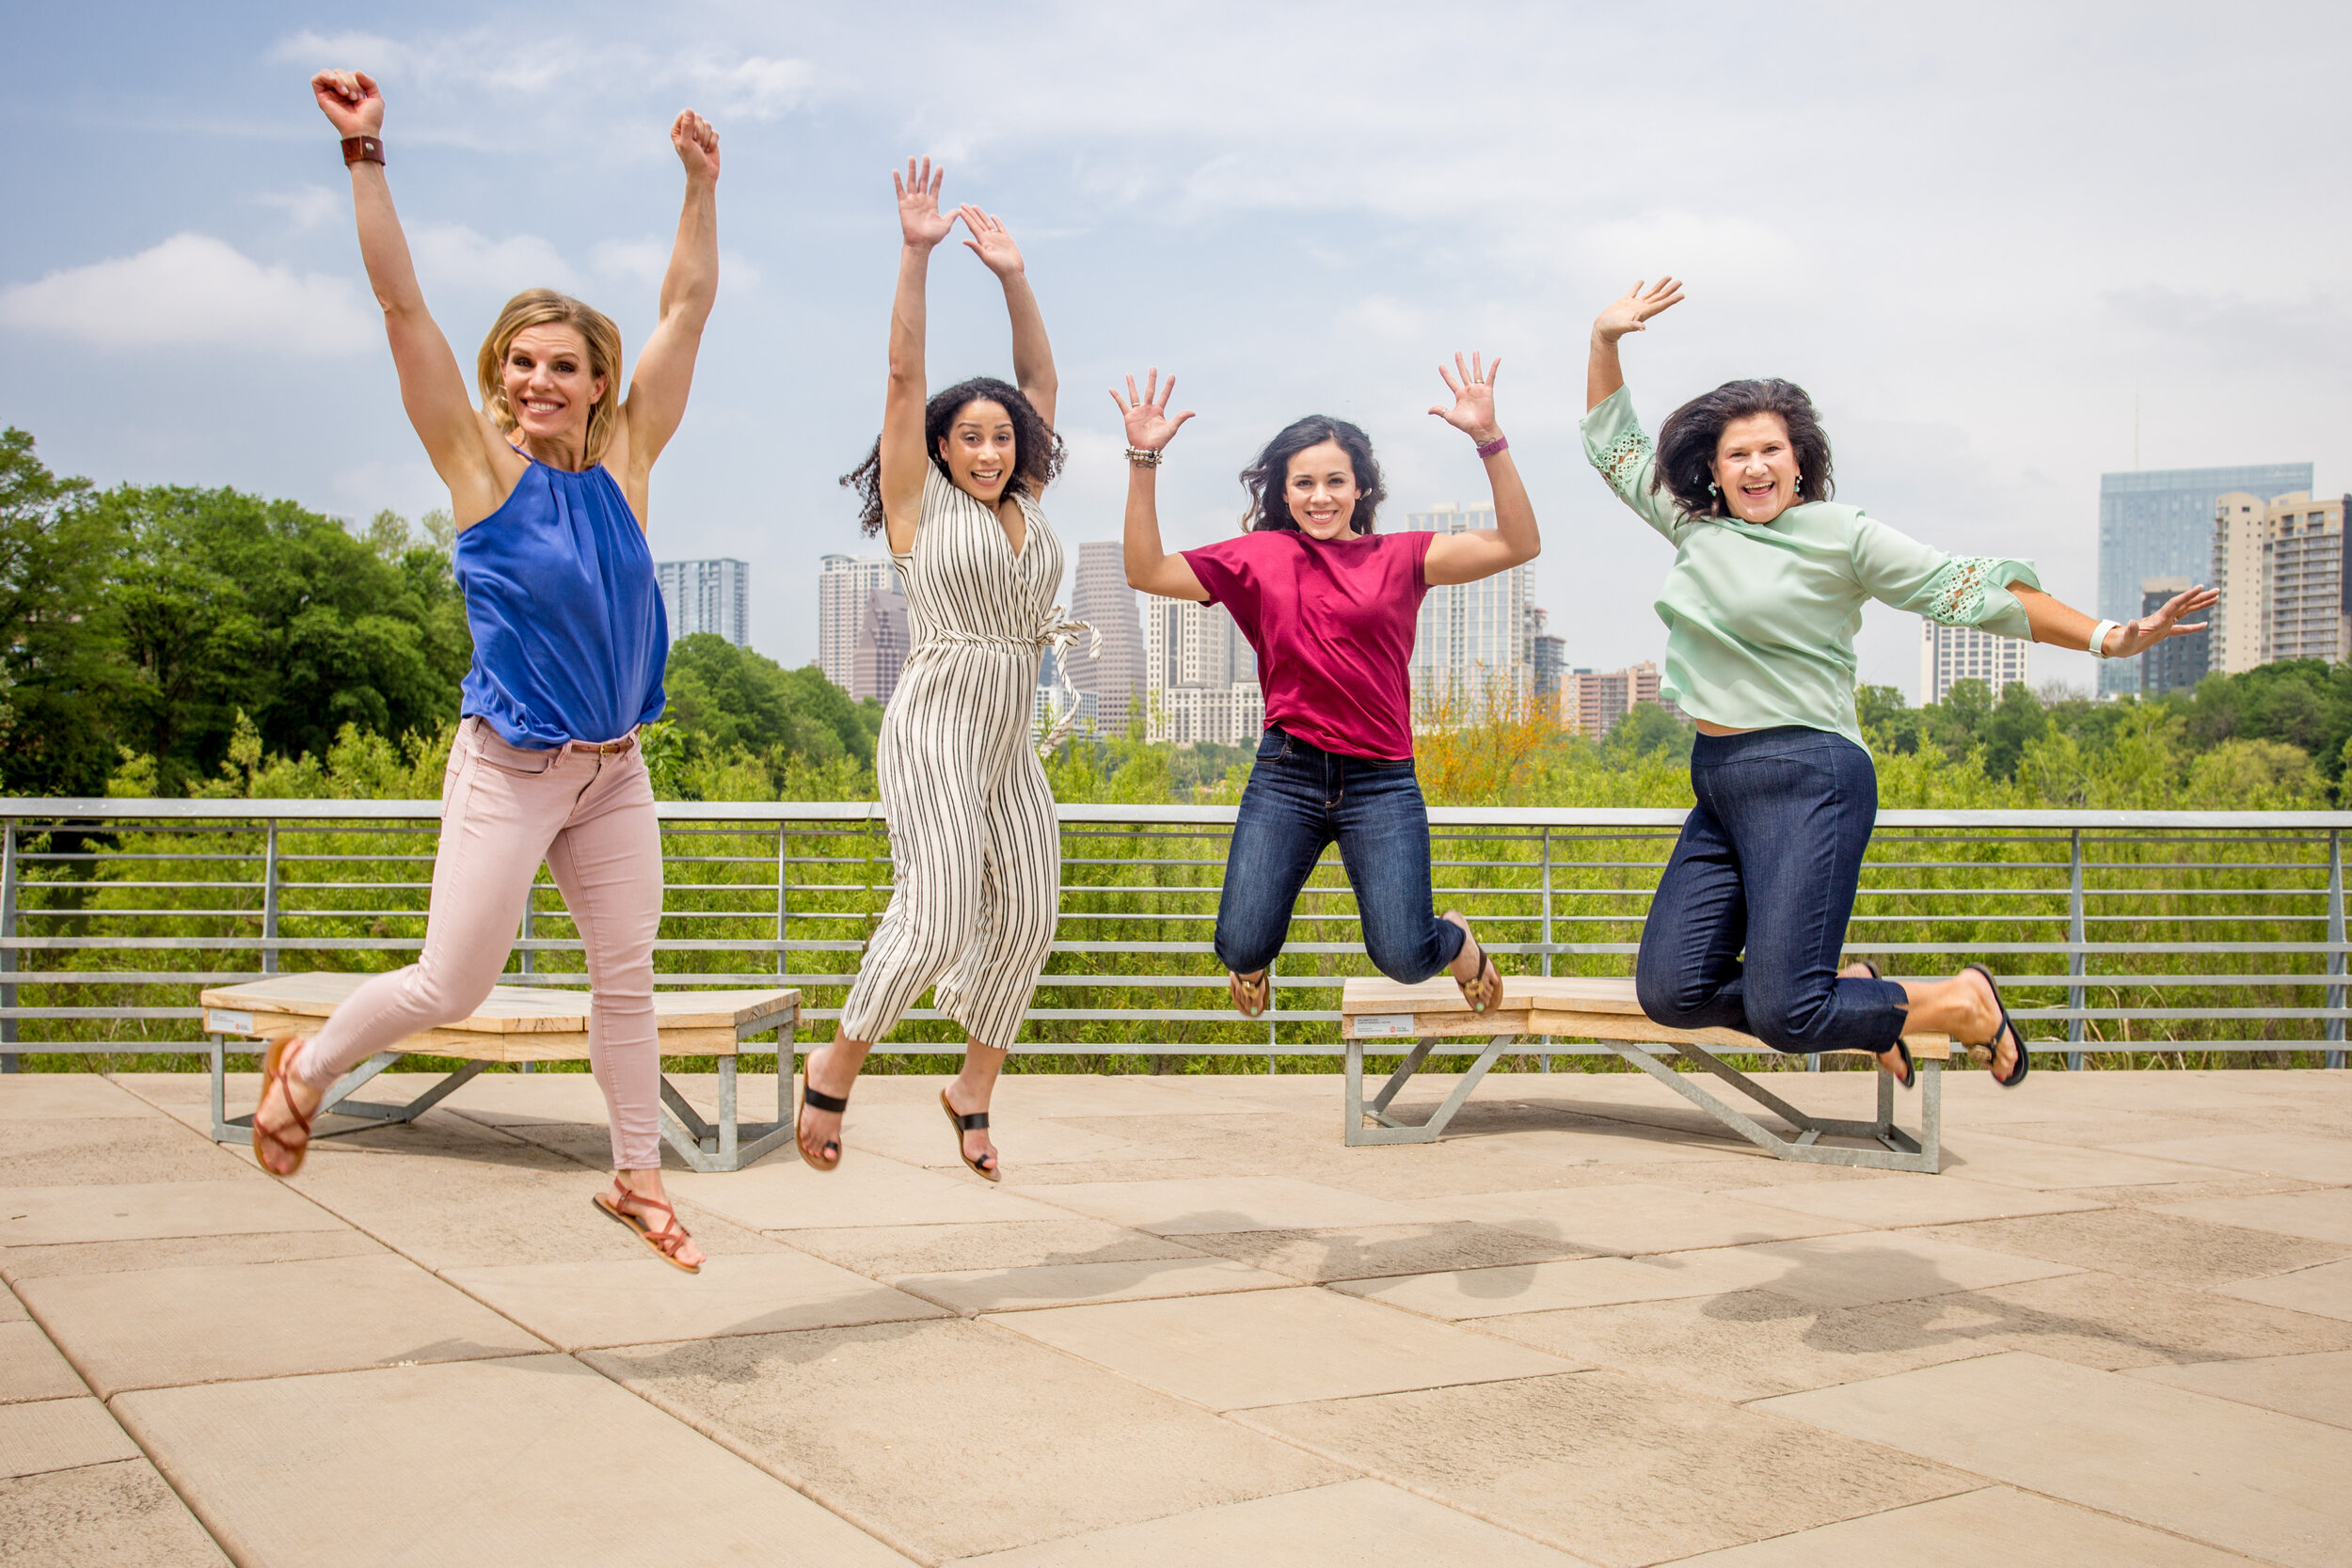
{"left": 1184, "top": 529, "right": 1434, "bottom": 761}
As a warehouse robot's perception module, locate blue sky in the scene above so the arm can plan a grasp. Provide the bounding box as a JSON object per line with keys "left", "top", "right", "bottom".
{"left": 4, "top": 2, "right": 2346, "bottom": 692}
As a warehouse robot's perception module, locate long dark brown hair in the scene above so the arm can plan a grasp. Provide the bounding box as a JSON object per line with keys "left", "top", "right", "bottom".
{"left": 1238, "top": 415, "right": 1388, "bottom": 534}
{"left": 839, "top": 376, "right": 1066, "bottom": 537}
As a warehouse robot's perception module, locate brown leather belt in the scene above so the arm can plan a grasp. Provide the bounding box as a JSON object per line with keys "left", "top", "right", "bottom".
{"left": 561, "top": 733, "right": 639, "bottom": 755}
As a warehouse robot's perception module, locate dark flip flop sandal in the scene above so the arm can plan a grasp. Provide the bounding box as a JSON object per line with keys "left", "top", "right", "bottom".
{"left": 593, "top": 1187, "right": 701, "bottom": 1274}
{"left": 1229, "top": 970, "right": 1269, "bottom": 1019}
{"left": 940, "top": 1089, "right": 1000, "bottom": 1183}
{"left": 1848, "top": 961, "right": 1915, "bottom": 1090}
{"left": 1963, "top": 962, "right": 2029, "bottom": 1087}
{"left": 1451, "top": 930, "right": 1502, "bottom": 1014}
{"left": 251, "top": 1036, "right": 319, "bottom": 1179}
{"left": 797, "top": 1081, "right": 850, "bottom": 1172}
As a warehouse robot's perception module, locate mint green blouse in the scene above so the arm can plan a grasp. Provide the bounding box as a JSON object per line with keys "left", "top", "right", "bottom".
{"left": 1580, "top": 387, "right": 2040, "bottom": 746}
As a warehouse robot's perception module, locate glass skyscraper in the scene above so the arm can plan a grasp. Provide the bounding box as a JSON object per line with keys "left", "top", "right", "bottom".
{"left": 2098, "top": 464, "right": 2310, "bottom": 695}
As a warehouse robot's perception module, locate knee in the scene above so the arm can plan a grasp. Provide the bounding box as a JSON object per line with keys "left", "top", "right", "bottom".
{"left": 1635, "top": 957, "right": 1716, "bottom": 1030}
{"left": 1364, "top": 923, "right": 1446, "bottom": 987}
{"left": 405, "top": 961, "right": 499, "bottom": 1026}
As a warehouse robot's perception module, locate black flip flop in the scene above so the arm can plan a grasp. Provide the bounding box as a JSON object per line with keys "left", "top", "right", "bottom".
{"left": 797, "top": 1081, "right": 850, "bottom": 1171}
{"left": 1849, "top": 960, "right": 1915, "bottom": 1089}
{"left": 940, "top": 1089, "right": 999, "bottom": 1183}
{"left": 1963, "top": 962, "right": 2028, "bottom": 1087}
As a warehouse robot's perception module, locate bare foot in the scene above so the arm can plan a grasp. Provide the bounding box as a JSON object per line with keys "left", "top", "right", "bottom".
{"left": 252, "top": 1039, "right": 325, "bottom": 1177}
{"left": 941, "top": 1080, "right": 999, "bottom": 1178}
{"left": 1439, "top": 911, "right": 1501, "bottom": 1010}
{"left": 1954, "top": 965, "right": 2021, "bottom": 1081}
{"left": 609, "top": 1173, "right": 705, "bottom": 1270}
{"left": 797, "top": 1042, "right": 855, "bottom": 1168}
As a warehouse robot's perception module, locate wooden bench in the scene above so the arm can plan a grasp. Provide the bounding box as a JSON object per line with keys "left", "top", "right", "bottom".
{"left": 198, "top": 973, "right": 801, "bottom": 1173}
{"left": 1340, "top": 974, "right": 1954, "bottom": 1173}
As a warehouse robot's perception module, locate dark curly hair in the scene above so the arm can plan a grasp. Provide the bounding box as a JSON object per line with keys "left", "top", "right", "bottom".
{"left": 840, "top": 376, "right": 1066, "bottom": 537}
{"left": 1238, "top": 416, "right": 1388, "bottom": 535}
{"left": 1651, "top": 378, "right": 1835, "bottom": 517}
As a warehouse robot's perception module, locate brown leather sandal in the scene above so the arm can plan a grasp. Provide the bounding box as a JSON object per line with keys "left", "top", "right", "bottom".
{"left": 251, "top": 1036, "right": 318, "bottom": 1179}
{"left": 593, "top": 1185, "right": 701, "bottom": 1274}
{"left": 1229, "top": 970, "right": 1270, "bottom": 1019}
{"left": 1446, "top": 921, "right": 1502, "bottom": 1014}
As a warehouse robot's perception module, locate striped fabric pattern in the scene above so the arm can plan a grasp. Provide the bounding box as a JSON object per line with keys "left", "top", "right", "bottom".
{"left": 838, "top": 466, "right": 1068, "bottom": 1049}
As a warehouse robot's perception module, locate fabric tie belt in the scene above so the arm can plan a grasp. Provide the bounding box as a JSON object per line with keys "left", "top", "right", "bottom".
{"left": 914, "top": 608, "right": 1101, "bottom": 750}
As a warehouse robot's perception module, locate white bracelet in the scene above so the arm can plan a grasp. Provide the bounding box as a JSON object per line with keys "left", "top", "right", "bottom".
{"left": 2088, "top": 620, "right": 2121, "bottom": 658}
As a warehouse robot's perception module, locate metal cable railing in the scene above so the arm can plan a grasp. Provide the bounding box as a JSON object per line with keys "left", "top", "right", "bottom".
{"left": 1, "top": 798, "right": 2345, "bottom": 1069}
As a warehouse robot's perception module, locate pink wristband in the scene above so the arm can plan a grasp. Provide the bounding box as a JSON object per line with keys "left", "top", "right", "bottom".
{"left": 1475, "top": 434, "right": 1508, "bottom": 459}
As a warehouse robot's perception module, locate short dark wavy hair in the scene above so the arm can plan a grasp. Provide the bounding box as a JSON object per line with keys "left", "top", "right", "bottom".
{"left": 840, "top": 376, "right": 1066, "bottom": 537}
{"left": 1239, "top": 416, "right": 1388, "bottom": 535}
{"left": 1652, "top": 378, "right": 1835, "bottom": 517}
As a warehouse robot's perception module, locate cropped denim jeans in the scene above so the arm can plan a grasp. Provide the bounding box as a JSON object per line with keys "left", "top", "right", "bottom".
{"left": 1214, "top": 727, "right": 1467, "bottom": 984}
{"left": 1637, "top": 725, "right": 1909, "bottom": 1054}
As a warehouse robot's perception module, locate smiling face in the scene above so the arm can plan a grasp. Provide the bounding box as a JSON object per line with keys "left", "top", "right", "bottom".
{"left": 939, "top": 398, "right": 1018, "bottom": 503}
{"left": 501, "top": 324, "right": 607, "bottom": 451}
{"left": 1283, "top": 440, "right": 1361, "bottom": 540}
{"left": 1711, "top": 413, "right": 1803, "bottom": 522}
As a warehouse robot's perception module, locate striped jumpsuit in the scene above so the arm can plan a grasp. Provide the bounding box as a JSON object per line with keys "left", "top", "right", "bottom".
{"left": 839, "top": 466, "right": 1089, "bottom": 1050}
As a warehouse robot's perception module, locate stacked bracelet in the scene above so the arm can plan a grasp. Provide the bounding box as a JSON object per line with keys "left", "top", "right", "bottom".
{"left": 1124, "top": 447, "right": 1164, "bottom": 468}
{"left": 1475, "top": 434, "right": 1509, "bottom": 459}
{"left": 341, "top": 135, "right": 385, "bottom": 166}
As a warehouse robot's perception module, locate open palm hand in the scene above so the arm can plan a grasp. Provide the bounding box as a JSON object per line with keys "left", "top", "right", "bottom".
{"left": 2112, "top": 585, "right": 2220, "bottom": 657}
{"left": 1108, "top": 369, "right": 1194, "bottom": 451}
{"left": 1428, "top": 352, "right": 1502, "bottom": 441}
{"left": 958, "top": 205, "right": 1026, "bottom": 278}
{"left": 895, "top": 157, "right": 955, "bottom": 249}
{"left": 1594, "top": 277, "right": 1684, "bottom": 343}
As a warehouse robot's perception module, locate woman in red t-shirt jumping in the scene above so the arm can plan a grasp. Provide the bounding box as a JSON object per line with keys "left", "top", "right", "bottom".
{"left": 1116, "top": 358, "right": 1539, "bottom": 1016}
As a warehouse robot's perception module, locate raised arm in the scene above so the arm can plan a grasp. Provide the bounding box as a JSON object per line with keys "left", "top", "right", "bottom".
{"left": 1113, "top": 369, "right": 1207, "bottom": 602}
{"left": 878, "top": 159, "right": 959, "bottom": 552}
{"left": 311, "top": 70, "right": 501, "bottom": 522}
{"left": 1586, "top": 277, "right": 1682, "bottom": 411}
{"left": 1422, "top": 353, "right": 1539, "bottom": 587}
{"left": 613, "top": 111, "right": 721, "bottom": 483}
{"left": 958, "top": 206, "right": 1057, "bottom": 429}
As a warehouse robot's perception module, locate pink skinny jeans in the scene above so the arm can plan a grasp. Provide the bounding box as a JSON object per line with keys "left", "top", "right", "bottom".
{"left": 295, "top": 717, "right": 666, "bottom": 1170}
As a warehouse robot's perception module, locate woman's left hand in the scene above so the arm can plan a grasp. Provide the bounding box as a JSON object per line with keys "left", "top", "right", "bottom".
{"left": 2106, "top": 584, "right": 2219, "bottom": 657}
{"left": 958, "top": 205, "right": 1025, "bottom": 278}
{"left": 1428, "top": 351, "right": 1502, "bottom": 445}
{"left": 671, "top": 110, "right": 721, "bottom": 183}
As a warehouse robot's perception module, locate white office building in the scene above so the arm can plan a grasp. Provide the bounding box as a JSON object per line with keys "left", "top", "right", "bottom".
{"left": 1918, "top": 621, "right": 2030, "bottom": 706}
{"left": 1141, "top": 594, "right": 1262, "bottom": 745}
{"left": 655, "top": 558, "right": 749, "bottom": 648}
{"left": 2211, "top": 490, "right": 2349, "bottom": 673}
{"left": 1406, "top": 503, "right": 1528, "bottom": 716}
{"left": 818, "top": 553, "right": 896, "bottom": 690}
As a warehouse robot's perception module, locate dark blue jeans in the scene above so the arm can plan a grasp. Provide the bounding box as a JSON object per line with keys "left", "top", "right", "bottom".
{"left": 1215, "top": 727, "right": 1468, "bottom": 983}
{"left": 1637, "top": 726, "right": 1909, "bottom": 1054}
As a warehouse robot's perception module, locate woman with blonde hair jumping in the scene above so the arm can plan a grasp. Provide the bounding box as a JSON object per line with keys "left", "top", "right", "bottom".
{"left": 248, "top": 69, "right": 723, "bottom": 1271}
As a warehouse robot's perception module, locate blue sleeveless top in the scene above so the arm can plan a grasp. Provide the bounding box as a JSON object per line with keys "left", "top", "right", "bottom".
{"left": 453, "top": 459, "right": 667, "bottom": 748}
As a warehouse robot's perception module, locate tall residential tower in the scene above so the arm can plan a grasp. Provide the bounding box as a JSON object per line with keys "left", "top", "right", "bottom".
{"left": 2098, "top": 463, "right": 2311, "bottom": 696}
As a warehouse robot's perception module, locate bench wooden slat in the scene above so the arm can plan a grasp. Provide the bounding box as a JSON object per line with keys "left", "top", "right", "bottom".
{"left": 199, "top": 974, "right": 797, "bottom": 1034}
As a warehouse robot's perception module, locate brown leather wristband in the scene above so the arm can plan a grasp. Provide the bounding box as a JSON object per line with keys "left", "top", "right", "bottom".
{"left": 341, "top": 135, "right": 384, "bottom": 166}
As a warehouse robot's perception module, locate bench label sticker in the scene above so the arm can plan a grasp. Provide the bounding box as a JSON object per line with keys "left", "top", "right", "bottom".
{"left": 204, "top": 1008, "right": 256, "bottom": 1035}
{"left": 1352, "top": 1014, "right": 1419, "bottom": 1039}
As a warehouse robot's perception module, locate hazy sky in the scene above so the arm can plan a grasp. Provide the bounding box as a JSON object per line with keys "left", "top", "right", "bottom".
{"left": 4, "top": 2, "right": 2345, "bottom": 694}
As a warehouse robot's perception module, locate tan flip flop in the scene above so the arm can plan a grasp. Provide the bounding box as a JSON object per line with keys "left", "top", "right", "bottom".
{"left": 1229, "top": 970, "right": 1270, "bottom": 1018}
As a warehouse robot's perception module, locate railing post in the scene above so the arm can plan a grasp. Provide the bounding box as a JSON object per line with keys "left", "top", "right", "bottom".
{"left": 1, "top": 818, "right": 16, "bottom": 1074}
{"left": 261, "top": 822, "right": 280, "bottom": 977}
{"left": 1539, "top": 826, "right": 1552, "bottom": 1073}
{"left": 2068, "top": 828, "right": 2086, "bottom": 1072}
{"left": 2328, "top": 829, "right": 2344, "bottom": 1070}
{"left": 775, "top": 822, "right": 789, "bottom": 983}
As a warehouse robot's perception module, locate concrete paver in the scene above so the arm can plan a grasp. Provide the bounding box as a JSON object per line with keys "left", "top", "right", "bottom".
{"left": 1659, "top": 1484, "right": 2265, "bottom": 1566}
{"left": 1408, "top": 1182, "right": 1860, "bottom": 1256}
{"left": 0, "top": 1320, "right": 85, "bottom": 1403}
{"left": 668, "top": 1152, "right": 1070, "bottom": 1230}
{"left": 1942, "top": 1133, "right": 2228, "bottom": 1190}
{"left": 0, "top": 1117, "right": 251, "bottom": 1188}
{"left": 1732, "top": 1172, "right": 2104, "bottom": 1227}
{"left": 771, "top": 1217, "right": 1202, "bottom": 1275}
{"left": 1754, "top": 1350, "right": 2352, "bottom": 1568}
{"left": 1946, "top": 1269, "right": 2352, "bottom": 1369}
{"left": 953, "top": 1477, "right": 1599, "bottom": 1565}
{"left": 1178, "top": 1221, "right": 1592, "bottom": 1281}
{"left": 2131, "top": 1349, "right": 2352, "bottom": 1430}
{"left": 0, "top": 1076, "right": 156, "bottom": 1120}
{"left": 1711, "top": 1228, "right": 2083, "bottom": 1307}
{"left": 443, "top": 1251, "right": 947, "bottom": 1349}
{"left": 898, "top": 1255, "right": 1297, "bottom": 1313}
{"left": 2212, "top": 1258, "right": 2352, "bottom": 1322}
{"left": 1333, "top": 1250, "right": 1798, "bottom": 1319}
{"left": 118, "top": 1354, "right": 915, "bottom": 1566}
{"left": 992, "top": 1286, "right": 1583, "bottom": 1410}
{"left": 0, "top": 1460, "right": 231, "bottom": 1565}
{"left": 0, "top": 1179, "right": 342, "bottom": 1246}
{"left": 2113, "top": 1132, "right": 2352, "bottom": 1185}
{"left": 1248, "top": 1367, "right": 1972, "bottom": 1568}
{"left": 0, "top": 1228, "right": 386, "bottom": 1284}
{"left": 18, "top": 1254, "right": 546, "bottom": 1396}
{"left": 2153, "top": 1186, "right": 2352, "bottom": 1243}
{"left": 1932, "top": 1208, "right": 2350, "bottom": 1288}
{"left": 1034, "top": 1175, "right": 1424, "bottom": 1234}
{"left": 587, "top": 1318, "right": 1343, "bottom": 1561}
{"left": 0, "top": 1396, "right": 139, "bottom": 1478}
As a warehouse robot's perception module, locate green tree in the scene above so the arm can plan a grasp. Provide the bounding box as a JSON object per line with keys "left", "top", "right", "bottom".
{"left": 1856, "top": 685, "right": 1921, "bottom": 753}
{"left": 660, "top": 634, "right": 882, "bottom": 766}
{"left": 1980, "top": 681, "right": 2050, "bottom": 781}
{"left": 0, "top": 430, "right": 123, "bottom": 795}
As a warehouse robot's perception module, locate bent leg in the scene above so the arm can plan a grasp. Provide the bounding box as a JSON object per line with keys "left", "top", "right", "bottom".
{"left": 1635, "top": 798, "right": 1750, "bottom": 1033}
{"left": 1334, "top": 762, "right": 1466, "bottom": 985}
{"left": 1213, "top": 739, "right": 1332, "bottom": 978}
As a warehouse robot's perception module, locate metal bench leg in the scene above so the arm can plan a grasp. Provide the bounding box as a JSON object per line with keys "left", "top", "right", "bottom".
{"left": 1344, "top": 1035, "right": 1516, "bottom": 1147}
{"left": 1605, "top": 1037, "right": 1941, "bottom": 1174}
{"left": 215, "top": 1051, "right": 485, "bottom": 1144}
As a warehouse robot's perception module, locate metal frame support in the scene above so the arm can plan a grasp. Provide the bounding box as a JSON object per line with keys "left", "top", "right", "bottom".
{"left": 2328, "top": 830, "right": 2345, "bottom": 1070}
{"left": 2069, "top": 828, "right": 2087, "bottom": 1071}
{"left": 1538, "top": 827, "right": 1552, "bottom": 1073}
{"left": 261, "top": 822, "right": 280, "bottom": 977}
{"left": 1, "top": 818, "right": 16, "bottom": 1074}
{"left": 1343, "top": 1031, "right": 1518, "bottom": 1146}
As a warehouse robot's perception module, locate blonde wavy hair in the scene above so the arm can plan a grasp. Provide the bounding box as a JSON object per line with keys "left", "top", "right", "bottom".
{"left": 477, "top": 289, "right": 625, "bottom": 465}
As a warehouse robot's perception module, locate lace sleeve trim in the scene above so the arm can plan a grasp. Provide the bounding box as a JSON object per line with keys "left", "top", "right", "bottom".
{"left": 1924, "top": 556, "right": 2012, "bottom": 625}
{"left": 1596, "top": 428, "right": 1652, "bottom": 497}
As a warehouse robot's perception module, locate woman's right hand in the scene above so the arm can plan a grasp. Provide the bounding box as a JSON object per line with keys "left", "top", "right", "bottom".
{"left": 311, "top": 69, "right": 384, "bottom": 138}
{"left": 895, "top": 157, "right": 956, "bottom": 250}
{"left": 1593, "top": 277, "right": 1683, "bottom": 343}
{"left": 1109, "top": 368, "right": 1194, "bottom": 452}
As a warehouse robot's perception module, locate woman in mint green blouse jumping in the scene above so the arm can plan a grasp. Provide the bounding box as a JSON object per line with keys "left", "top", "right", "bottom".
{"left": 1584, "top": 278, "right": 2214, "bottom": 1088}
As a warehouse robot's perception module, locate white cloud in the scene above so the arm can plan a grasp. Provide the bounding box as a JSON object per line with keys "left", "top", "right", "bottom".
{"left": 589, "top": 238, "right": 668, "bottom": 286}
{"left": 0, "top": 233, "right": 373, "bottom": 355}
{"left": 252, "top": 183, "right": 341, "bottom": 232}
{"left": 409, "top": 223, "right": 576, "bottom": 293}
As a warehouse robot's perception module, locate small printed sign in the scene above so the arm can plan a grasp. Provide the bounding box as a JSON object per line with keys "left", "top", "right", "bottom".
{"left": 204, "top": 1008, "right": 256, "bottom": 1036}
{"left": 1350, "top": 1014, "right": 1419, "bottom": 1039}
